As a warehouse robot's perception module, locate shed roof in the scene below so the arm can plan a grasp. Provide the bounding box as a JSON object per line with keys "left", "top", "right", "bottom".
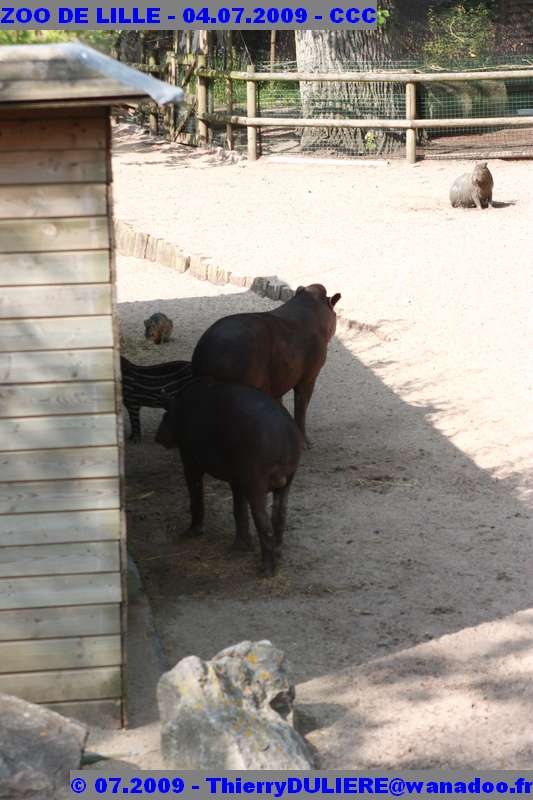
{"left": 0, "top": 43, "right": 184, "bottom": 107}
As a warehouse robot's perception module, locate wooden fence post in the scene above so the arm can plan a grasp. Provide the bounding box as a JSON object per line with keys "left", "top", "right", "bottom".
{"left": 165, "top": 51, "right": 176, "bottom": 139}
{"left": 405, "top": 81, "right": 417, "bottom": 164}
{"left": 148, "top": 52, "right": 159, "bottom": 136}
{"left": 224, "top": 31, "right": 234, "bottom": 151}
{"left": 246, "top": 65, "right": 257, "bottom": 161}
{"left": 226, "top": 76, "right": 234, "bottom": 150}
{"left": 197, "top": 54, "right": 208, "bottom": 145}
{"left": 171, "top": 53, "right": 178, "bottom": 138}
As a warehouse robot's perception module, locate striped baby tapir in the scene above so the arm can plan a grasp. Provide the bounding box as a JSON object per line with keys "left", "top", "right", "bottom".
{"left": 120, "top": 356, "right": 193, "bottom": 443}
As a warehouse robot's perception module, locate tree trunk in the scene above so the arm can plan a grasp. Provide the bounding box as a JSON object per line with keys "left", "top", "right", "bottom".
{"left": 116, "top": 31, "right": 143, "bottom": 63}
{"left": 295, "top": 13, "right": 403, "bottom": 155}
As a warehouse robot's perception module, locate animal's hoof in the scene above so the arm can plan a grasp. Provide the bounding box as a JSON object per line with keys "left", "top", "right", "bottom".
{"left": 227, "top": 547, "right": 250, "bottom": 559}
{"left": 303, "top": 437, "right": 312, "bottom": 450}
{"left": 259, "top": 561, "right": 276, "bottom": 578}
{"left": 228, "top": 538, "right": 253, "bottom": 555}
{"left": 182, "top": 525, "right": 204, "bottom": 538}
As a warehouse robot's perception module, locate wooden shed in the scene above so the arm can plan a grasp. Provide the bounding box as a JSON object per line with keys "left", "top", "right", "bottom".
{"left": 0, "top": 43, "right": 183, "bottom": 728}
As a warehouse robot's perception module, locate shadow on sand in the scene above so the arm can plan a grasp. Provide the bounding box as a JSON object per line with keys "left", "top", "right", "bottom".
{"left": 119, "top": 286, "right": 531, "bottom": 766}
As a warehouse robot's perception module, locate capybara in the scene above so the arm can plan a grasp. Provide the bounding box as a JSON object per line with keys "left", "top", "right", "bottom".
{"left": 120, "top": 356, "right": 193, "bottom": 442}
{"left": 191, "top": 283, "right": 341, "bottom": 445}
{"left": 450, "top": 162, "right": 494, "bottom": 209}
{"left": 144, "top": 312, "right": 173, "bottom": 344}
{"left": 155, "top": 378, "right": 303, "bottom": 576}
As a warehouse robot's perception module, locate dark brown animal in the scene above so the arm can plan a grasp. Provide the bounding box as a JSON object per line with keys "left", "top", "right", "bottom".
{"left": 155, "top": 379, "right": 303, "bottom": 576}
{"left": 144, "top": 312, "right": 173, "bottom": 344}
{"left": 191, "top": 284, "right": 341, "bottom": 444}
{"left": 450, "top": 162, "right": 494, "bottom": 209}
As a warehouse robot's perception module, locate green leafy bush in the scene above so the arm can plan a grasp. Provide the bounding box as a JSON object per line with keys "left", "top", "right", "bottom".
{"left": 423, "top": 3, "right": 497, "bottom": 65}
{"left": 0, "top": 31, "right": 72, "bottom": 45}
{"left": 377, "top": 7, "right": 391, "bottom": 27}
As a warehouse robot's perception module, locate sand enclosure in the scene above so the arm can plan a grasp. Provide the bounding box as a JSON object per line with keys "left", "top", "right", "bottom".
{"left": 113, "top": 125, "right": 532, "bottom": 766}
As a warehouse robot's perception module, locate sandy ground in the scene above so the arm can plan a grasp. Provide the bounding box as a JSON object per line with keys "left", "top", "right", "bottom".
{"left": 111, "top": 124, "right": 532, "bottom": 767}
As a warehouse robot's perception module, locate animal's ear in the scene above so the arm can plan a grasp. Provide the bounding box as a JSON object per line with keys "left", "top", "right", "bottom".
{"left": 160, "top": 390, "right": 172, "bottom": 411}
{"left": 329, "top": 293, "right": 341, "bottom": 308}
{"left": 295, "top": 285, "right": 305, "bottom": 294}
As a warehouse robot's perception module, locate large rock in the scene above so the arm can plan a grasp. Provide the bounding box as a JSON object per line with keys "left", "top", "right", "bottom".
{"left": 0, "top": 694, "right": 88, "bottom": 800}
{"left": 158, "top": 640, "right": 314, "bottom": 769}
{"left": 422, "top": 80, "right": 508, "bottom": 138}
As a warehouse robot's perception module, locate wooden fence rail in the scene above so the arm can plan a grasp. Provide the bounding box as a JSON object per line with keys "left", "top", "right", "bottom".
{"left": 196, "top": 67, "right": 533, "bottom": 83}
{"left": 201, "top": 112, "right": 533, "bottom": 129}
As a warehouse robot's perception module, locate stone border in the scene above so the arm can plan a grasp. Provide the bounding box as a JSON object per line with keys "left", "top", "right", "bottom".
{"left": 114, "top": 220, "right": 387, "bottom": 339}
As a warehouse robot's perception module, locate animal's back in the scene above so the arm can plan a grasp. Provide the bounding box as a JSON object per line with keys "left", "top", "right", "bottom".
{"left": 449, "top": 172, "right": 473, "bottom": 207}
{"left": 192, "top": 313, "right": 274, "bottom": 382}
{"left": 191, "top": 310, "right": 319, "bottom": 396}
{"left": 171, "top": 379, "right": 303, "bottom": 481}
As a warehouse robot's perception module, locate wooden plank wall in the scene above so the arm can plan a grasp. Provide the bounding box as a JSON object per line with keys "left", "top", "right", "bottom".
{"left": 0, "top": 107, "right": 126, "bottom": 728}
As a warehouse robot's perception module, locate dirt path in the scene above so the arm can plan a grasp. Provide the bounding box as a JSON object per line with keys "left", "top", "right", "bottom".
{"left": 117, "top": 244, "right": 532, "bottom": 768}
{"left": 113, "top": 123, "right": 531, "bottom": 332}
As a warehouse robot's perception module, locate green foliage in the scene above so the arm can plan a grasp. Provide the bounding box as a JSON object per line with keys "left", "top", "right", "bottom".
{"left": 0, "top": 31, "right": 72, "bottom": 45}
{"left": 377, "top": 7, "right": 391, "bottom": 27}
{"left": 77, "top": 31, "right": 118, "bottom": 53}
{"left": 364, "top": 131, "right": 378, "bottom": 152}
{"left": 0, "top": 30, "right": 117, "bottom": 53}
{"left": 423, "top": 3, "right": 497, "bottom": 64}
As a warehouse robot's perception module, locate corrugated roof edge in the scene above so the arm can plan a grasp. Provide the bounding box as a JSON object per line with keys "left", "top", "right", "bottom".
{"left": 0, "top": 42, "right": 185, "bottom": 106}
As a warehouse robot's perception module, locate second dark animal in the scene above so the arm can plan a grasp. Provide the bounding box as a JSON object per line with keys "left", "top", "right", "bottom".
{"left": 156, "top": 378, "right": 304, "bottom": 577}
{"left": 144, "top": 312, "right": 173, "bottom": 344}
{"left": 191, "top": 283, "right": 341, "bottom": 445}
{"left": 450, "top": 161, "right": 494, "bottom": 209}
{"left": 120, "top": 356, "right": 193, "bottom": 442}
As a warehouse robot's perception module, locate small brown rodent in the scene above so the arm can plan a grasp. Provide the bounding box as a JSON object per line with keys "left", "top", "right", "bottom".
{"left": 144, "top": 312, "right": 173, "bottom": 344}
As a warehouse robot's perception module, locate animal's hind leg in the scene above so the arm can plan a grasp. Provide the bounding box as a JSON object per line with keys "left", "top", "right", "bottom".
{"left": 272, "top": 474, "right": 295, "bottom": 553}
{"left": 229, "top": 484, "right": 252, "bottom": 553}
{"left": 126, "top": 405, "right": 141, "bottom": 443}
{"left": 248, "top": 486, "right": 277, "bottom": 577}
{"left": 181, "top": 458, "right": 205, "bottom": 537}
{"left": 294, "top": 379, "right": 316, "bottom": 448}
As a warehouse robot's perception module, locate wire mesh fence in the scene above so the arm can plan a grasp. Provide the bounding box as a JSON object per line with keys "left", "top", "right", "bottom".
{"left": 419, "top": 74, "right": 533, "bottom": 159}
{"left": 125, "top": 52, "right": 533, "bottom": 161}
